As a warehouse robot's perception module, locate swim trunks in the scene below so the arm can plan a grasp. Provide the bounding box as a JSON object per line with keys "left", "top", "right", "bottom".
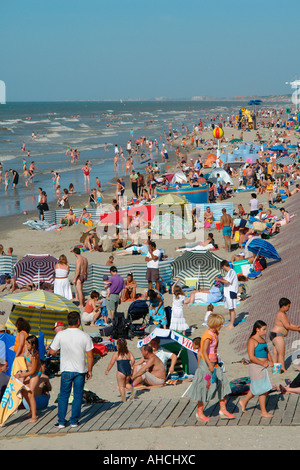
{"left": 222, "top": 226, "right": 232, "bottom": 236}
{"left": 269, "top": 331, "right": 284, "bottom": 342}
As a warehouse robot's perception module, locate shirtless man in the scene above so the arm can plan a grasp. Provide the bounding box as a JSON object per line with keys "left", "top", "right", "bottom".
{"left": 78, "top": 208, "right": 91, "bottom": 224}
{"left": 219, "top": 208, "right": 234, "bottom": 252}
{"left": 269, "top": 298, "right": 300, "bottom": 372}
{"left": 59, "top": 209, "right": 75, "bottom": 227}
{"left": 131, "top": 344, "right": 166, "bottom": 392}
{"left": 72, "top": 247, "right": 89, "bottom": 308}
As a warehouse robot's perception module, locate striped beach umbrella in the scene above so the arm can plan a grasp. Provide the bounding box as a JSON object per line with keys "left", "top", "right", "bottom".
{"left": 13, "top": 254, "right": 58, "bottom": 287}
{"left": 171, "top": 250, "right": 223, "bottom": 289}
{"left": 1, "top": 290, "right": 80, "bottom": 340}
{"left": 275, "top": 156, "right": 295, "bottom": 166}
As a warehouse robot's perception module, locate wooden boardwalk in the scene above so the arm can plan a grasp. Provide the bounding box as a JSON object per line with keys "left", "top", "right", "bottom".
{"left": 0, "top": 393, "right": 299, "bottom": 438}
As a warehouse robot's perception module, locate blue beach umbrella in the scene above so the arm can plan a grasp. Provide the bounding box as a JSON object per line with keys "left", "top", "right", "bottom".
{"left": 268, "top": 145, "right": 288, "bottom": 152}
{"left": 245, "top": 238, "right": 281, "bottom": 261}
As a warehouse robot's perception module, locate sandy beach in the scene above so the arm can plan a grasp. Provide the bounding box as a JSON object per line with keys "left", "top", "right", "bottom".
{"left": 1, "top": 123, "right": 300, "bottom": 450}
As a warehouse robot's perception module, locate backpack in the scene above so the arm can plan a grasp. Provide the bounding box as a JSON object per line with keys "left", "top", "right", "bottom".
{"left": 112, "top": 312, "right": 127, "bottom": 340}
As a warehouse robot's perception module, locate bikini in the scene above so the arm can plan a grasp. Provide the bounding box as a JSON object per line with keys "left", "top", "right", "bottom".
{"left": 25, "top": 354, "right": 42, "bottom": 378}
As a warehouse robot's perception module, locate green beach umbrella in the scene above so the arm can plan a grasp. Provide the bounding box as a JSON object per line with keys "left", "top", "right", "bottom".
{"left": 171, "top": 250, "right": 223, "bottom": 289}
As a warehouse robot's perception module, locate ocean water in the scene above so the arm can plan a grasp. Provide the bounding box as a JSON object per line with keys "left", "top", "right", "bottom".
{"left": 0, "top": 100, "right": 258, "bottom": 217}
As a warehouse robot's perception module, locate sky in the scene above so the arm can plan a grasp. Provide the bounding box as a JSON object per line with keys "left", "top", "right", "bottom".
{"left": 0, "top": 0, "right": 299, "bottom": 101}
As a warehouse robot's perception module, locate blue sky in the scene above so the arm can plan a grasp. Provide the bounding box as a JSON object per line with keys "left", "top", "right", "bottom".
{"left": 0, "top": 0, "right": 299, "bottom": 101}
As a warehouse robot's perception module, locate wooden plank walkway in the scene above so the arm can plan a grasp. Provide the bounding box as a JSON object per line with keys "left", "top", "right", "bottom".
{"left": 0, "top": 393, "right": 299, "bottom": 438}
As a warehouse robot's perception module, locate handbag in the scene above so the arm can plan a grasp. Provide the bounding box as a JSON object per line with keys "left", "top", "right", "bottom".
{"left": 229, "top": 291, "right": 238, "bottom": 299}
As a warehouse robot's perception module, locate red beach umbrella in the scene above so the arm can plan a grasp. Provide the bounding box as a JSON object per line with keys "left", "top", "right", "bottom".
{"left": 13, "top": 254, "right": 58, "bottom": 287}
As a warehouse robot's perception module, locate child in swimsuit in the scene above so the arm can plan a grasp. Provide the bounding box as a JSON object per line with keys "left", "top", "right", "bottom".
{"left": 14, "top": 335, "right": 42, "bottom": 423}
{"left": 105, "top": 339, "right": 135, "bottom": 402}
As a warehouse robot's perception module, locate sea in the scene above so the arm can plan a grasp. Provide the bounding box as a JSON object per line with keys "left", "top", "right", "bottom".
{"left": 0, "top": 100, "right": 282, "bottom": 218}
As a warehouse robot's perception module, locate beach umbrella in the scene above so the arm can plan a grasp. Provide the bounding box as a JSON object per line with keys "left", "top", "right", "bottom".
{"left": 268, "top": 145, "right": 288, "bottom": 152}
{"left": 229, "top": 138, "right": 242, "bottom": 143}
{"left": 137, "top": 328, "right": 198, "bottom": 375}
{"left": 80, "top": 225, "right": 99, "bottom": 244}
{"left": 171, "top": 250, "right": 223, "bottom": 289}
{"left": 275, "top": 156, "right": 295, "bottom": 166}
{"left": 245, "top": 238, "right": 281, "bottom": 261}
{"left": 13, "top": 254, "right": 58, "bottom": 287}
{"left": 0, "top": 290, "right": 80, "bottom": 340}
{"left": 150, "top": 194, "right": 188, "bottom": 205}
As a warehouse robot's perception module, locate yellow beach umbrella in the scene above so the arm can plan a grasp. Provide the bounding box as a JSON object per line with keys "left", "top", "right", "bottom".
{"left": 150, "top": 194, "right": 188, "bottom": 205}
{"left": 1, "top": 290, "right": 80, "bottom": 340}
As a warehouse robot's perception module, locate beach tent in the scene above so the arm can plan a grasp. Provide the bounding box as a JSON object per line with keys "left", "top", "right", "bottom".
{"left": 13, "top": 254, "right": 58, "bottom": 287}
{"left": 171, "top": 250, "right": 223, "bottom": 290}
{"left": 208, "top": 168, "right": 233, "bottom": 185}
{"left": 137, "top": 328, "right": 198, "bottom": 375}
{"left": 0, "top": 332, "right": 15, "bottom": 376}
{"left": 1, "top": 290, "right": 81, "bottom": 341}
{"left": 170, "top": 171, "right": 187, "bottom": 185}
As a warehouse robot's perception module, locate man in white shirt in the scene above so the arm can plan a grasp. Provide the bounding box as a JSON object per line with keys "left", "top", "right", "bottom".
{"left": 49, "top": 311, "right": 94, "bottom": 428}
{"left": 249, "top": 193, "right": 259, "bottom": 217}
{"left": 217, "top": 260, "right": 239, "bottom": 330}
{"left": 145, "top": 241, "right": 160, "bottom": 291}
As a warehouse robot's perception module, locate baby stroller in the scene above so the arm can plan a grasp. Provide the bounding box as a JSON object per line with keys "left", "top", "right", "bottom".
{"left": 126, "top": 299, "right": 149, "bottom": 339}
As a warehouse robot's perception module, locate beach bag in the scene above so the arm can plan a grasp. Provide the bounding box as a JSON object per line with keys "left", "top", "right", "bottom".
{"left": 92, "top": 343, "right": 108, "bottom": 357}
{"left": 0, "top": 273, "right": 10, "bottom": 285}
{"left": 254, "top": 260, "right": 263, "bottom": 271}
{"left": 253, "top": 221, "right": 267, "bottom": 232}
{"left": 164, "top": 306, "right": 172, "bottom": 328}
{"left": 229, "top": 376, "right": 250, "bottom": 395}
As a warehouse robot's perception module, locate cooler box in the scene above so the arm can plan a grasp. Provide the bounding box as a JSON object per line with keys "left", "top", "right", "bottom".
{"left": 241, "top": 264, "right": 252, "bottom": 277}
{"left": 184, "top": 278, "right": 198, "bottom": 288}
{"left": 215, "top": 221, "right": 221, "bottom": 230}
{"left": 233, "top": 260, "right": 249, "bottom": 274}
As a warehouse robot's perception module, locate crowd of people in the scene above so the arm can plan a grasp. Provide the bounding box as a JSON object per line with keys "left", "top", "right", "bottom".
{"left": 1, "top": 107, "right": 300, "bottom": 429}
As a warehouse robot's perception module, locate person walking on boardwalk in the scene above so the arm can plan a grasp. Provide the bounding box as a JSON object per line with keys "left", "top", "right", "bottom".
{"left": 185, "top": 314, "right": 235, "bottom": 422}
{"left": 239, "top": 320, "right": 274, "bottom": 418}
